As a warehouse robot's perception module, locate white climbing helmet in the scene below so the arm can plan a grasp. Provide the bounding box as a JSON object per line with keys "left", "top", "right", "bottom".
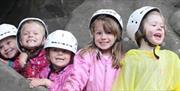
{"left": 126, "top": 6, "right": 160, "bottom": 43}
{"left": 17, "top": 17, "right": 48, "bottom": 37}
{"left": 44, "top": 30, "right": 78, "bottom": 54}
{"left": 17, "top": 17, "right": 48, "bottom": 52}
{"left": 0, "top": 23, "right": 17, "bottom": 41}
{"left": 89, "top": 9, "right": 123, "bottom": 30}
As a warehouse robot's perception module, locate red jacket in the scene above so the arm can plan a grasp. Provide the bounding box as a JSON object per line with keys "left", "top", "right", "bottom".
{"left": 13, "top": 50, "right": 48, "bottom": 78}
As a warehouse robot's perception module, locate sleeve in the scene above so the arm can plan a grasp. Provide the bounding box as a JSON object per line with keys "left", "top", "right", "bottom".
{"left": 48, "top": 82, "right": 59, "bottom": 91}
{"left": 112, "top": 53, "right": 138, "bottom": 91}
{"left": 62, "top": 51, "right": 91, "bottom": 91}
{"left": 12, "top": 58, "right": 23, "bottom": 73}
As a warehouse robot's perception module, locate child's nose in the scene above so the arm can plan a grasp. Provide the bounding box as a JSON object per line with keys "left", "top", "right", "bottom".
{"left": 28, "top": 33, "right": 34, "bottom": 37}
{"left": 157, "top": 25, "right": 163, "bottom": 31}
{"left": 101, "top": 32, "right": 107, "bottom": 38}
{"left": 57, "top": 50, "right": 63, "bottom": 55}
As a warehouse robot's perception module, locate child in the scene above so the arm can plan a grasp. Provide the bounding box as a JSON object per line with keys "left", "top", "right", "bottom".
{"left": 0, "top": 23, "right": 19, "bottom": 67}
{"left": 62, "top": 9, "right": 124, "bottom": 91}
{"left": 28, "top": 30, "right": 78, "bottom": 91}
{"left": 112, "top": 6, "right": 180, "bottom": 90}
{"left": 13, "top": 17, "right": 49, "bottom": 78}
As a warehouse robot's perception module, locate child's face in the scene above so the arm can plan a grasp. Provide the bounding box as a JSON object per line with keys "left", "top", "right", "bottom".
{"left": 93, "top": 20, "right": 116, "bottom": 52}
{"left": 49, "top": 48, "right": 72, "bottom": 68}
{"left": 143, "top": 12, "right": 165, "bottom": 45}
{"left": 0, "top": 37, "right": 19, "bottom": 59}
{"left": 20, "top": 22, "right": 45, "bottom": 50}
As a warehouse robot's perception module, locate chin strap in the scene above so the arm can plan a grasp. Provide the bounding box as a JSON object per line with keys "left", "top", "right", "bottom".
{"left": 142, "top": 35, "right": 160, "bottom": 60}
{"left": 21, "top": 45, "right": 44, "bottom": 59}
{"left": 143, "top": 36, "right": 156, "bottom": 47}
{"left": 153, "top": 45, "right": 160, "bottom": 59}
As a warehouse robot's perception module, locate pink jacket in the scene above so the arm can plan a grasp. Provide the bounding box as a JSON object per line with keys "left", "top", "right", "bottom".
{"left": 62, "top": 50, "right": 120, "bottom": 91}
{"left": 39, "top": 65, "right": 73, "bottom": 91}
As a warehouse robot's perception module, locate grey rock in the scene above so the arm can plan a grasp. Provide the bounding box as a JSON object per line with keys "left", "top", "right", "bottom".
{"left": 0, "top": 61, "right": 48, "bottom": 91}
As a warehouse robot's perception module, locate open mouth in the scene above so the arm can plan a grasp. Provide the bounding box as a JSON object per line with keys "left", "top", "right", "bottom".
{"left": 154, "top": 33, "right": 162, "bottom": 39}
{"left": 27, "top": 40, "right": 36, "bottom": 43}
{"left": 100, "top": 41, "right": 109, "bottom": 44}
{"left": 5, "top": 48, "right": 14, "bottom": 55}
{"left": 55, "top": 58, "right": 64, "bottom": 61}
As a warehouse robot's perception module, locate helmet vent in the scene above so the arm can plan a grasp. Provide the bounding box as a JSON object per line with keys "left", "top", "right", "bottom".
{"left": 0, "top": 31, "right": 11, "bottom": 36}
{"left": 51, "top": 41, "right": 73, "bottom": 48}
{"left": 135, "top": 21, "right": 138, "bottom": 24}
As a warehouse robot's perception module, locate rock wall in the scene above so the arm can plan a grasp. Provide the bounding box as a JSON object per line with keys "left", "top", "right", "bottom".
{"left": 0, "top": 61, "right": 47, "bottom": 91}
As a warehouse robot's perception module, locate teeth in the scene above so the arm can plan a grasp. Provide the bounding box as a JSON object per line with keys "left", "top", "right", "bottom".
{"left": 154, "top": 33, "right": 161, "bottom": 38}
{"left": 28, "top": 40, "right": 34, "bottom": 42}
{"left": 56, "top": 58, "right": 64, "bottom": 60}
{"left": 7, "top": 48, "right": 13, "bottom": 52}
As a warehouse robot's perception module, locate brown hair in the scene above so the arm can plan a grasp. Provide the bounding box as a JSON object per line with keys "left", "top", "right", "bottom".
{"left": 80, "top": 15, "right": 123, "bottom": 68}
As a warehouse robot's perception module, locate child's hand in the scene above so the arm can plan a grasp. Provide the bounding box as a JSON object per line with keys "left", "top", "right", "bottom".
{"left": 19, "top": 52, "right": 28, "bottom": 67}
{"left": 28, "top": 78, "right": 52, "bottom": 88}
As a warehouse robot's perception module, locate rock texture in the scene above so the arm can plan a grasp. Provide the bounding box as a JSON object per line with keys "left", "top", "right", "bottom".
{"left": 0, "top": 61, "right": 48, "bottom": 91}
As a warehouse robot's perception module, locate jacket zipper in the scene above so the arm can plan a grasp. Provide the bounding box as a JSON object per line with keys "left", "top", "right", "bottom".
{"left": 103, "top": 64, "right": 107, "bottom": 91}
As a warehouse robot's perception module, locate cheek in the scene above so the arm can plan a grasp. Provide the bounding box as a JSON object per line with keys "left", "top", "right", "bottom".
{"left": 146, "top": 31, "right": 154, "bottom": 39}
{"left": 66, "top": 55, "right": 71, "bottom": 60}
{"left": 20, "top": 37, "right": 26, "bottom": 42}
{"left": 20, "top": 34, "right": 27, "bottom": 39}
{"left": 11, "top": 41, "right": 17, "bottom": 47}
{"left": 49, "top": 51, "right": 56, "bottom": 57}
{"left": 94, "top": 36, "right": 99, "bottom": 44}
{"left": 94, "top": 34, "right": 99, "bottom": 40}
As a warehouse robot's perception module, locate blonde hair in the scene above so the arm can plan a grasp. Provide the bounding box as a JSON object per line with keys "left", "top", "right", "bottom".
{"left": 80, "top": 15, "right": 123, "bottom": 68}
{"left": 20, "top": 21, "right": 46, "bottom": 37}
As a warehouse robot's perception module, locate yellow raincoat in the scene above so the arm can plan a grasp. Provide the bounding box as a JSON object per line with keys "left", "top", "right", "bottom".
{"left": 112, "top": 46, "right": 180, "bottom": 91}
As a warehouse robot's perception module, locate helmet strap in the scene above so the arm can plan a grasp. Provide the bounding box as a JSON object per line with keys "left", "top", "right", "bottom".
{"left": 139, "top": 28, "right": 156, "bottom": 47}
{"left": 143, "top": 36, "right": 156, "bottom": 47}
{"left": 21, "top": 45, "right": 43, "bottom": 60}
{"left": 142, "top": 33, "right": 160, "bottom": 60}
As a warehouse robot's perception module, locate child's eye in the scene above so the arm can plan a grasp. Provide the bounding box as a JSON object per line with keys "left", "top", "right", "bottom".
{"left": 52, "top": 48, "right": 58, "bottom": 52}
{"left": 0, "top": 46, "right": 3, "bottom": 50}
{"left": 7, "top": 41, "right": 11, "bottom": 45}
{"left": 106, "top": 31, "right": 112, "bottom": 34}
{"left": 34, "top": 32, "right": 38, "bottom": 35}
{"left": 95, "top": 31, "right": 102, "bottom": 35}
{"left": 23, "top": 32, "right": 28, "bottom": 35}
{"left": 63, "top": 50, "right": 69, "bottom": 53}
{"left": 152, "top": 24, "right": 156, "bottom": 27}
